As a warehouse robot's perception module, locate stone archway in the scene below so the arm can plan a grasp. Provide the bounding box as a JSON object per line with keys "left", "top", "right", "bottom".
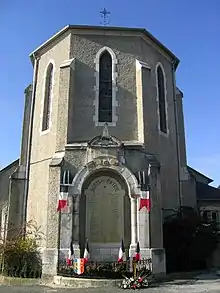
{"left": 71, "top": 155, "right": 139, "bottom": 198}
{"left": 80, "top": 170, "right": 131, "bottom": 261}
{"left": 70, "top": 155, "right": 140, "bottom": 261}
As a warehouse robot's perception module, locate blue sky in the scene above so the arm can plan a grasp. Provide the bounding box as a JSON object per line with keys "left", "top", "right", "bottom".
{"left": 0, "top": 0, "right": 219, "bottom": 186}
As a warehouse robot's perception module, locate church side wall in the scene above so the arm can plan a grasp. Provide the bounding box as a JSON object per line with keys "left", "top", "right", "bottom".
{"left": 30, "top": 32, "right": 71, "bottom": 163}
{"left": 27, "top": 32, "right": 71, "bottom": 248}
{"left": 175, "top": 92, "right": 187, "bottom": 168}
{"left": 27, "top": 159, "right": 50, "bottom": 247}
{"left": 67, "top": 33, "right": 182, "bottom": 211}
{"left": 140, "top": 40, "right": 180, "bottom": 211}
{"left": 20, "top": 85, "right": 33, "bottom": 167}
{"left": 68, "top": 34, "right": 145, "bottom": 142}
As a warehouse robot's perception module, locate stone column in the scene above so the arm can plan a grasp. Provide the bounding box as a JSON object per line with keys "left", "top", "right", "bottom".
{"left": 137, "top": 192, "right": 151, "bottom": 249}
{"left": 135, "top": 164, "right": 166, "bottom": 275}
{"left": 130, "top": 198, "right": 137, "bottom": 245}
{"left": 149, "top": 165, "right": 166, "bottom": 275}
{"left": 129, "top": 197, "right": 138, "bottom": 258}
{"left": 72, "top": 195, "right": 80, "bottom": 257}
{"left": 59, "top": 193, "right": 74, "bottom": 259}
{"left": 42, "top": 165, "right": 60, "bottom": 278}
{"left": 56, "top": 59, "right": 75, "bottom": 151}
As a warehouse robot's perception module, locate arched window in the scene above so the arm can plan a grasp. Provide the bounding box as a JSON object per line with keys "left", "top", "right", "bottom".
{"left": 42, "top": 63, "right": 53, "bottom": 131}
{"left": 156, "top": 65, "right": 167, "bottom": 133}
{"left": 98, "top": 51, "right": 112, "bottom": 123}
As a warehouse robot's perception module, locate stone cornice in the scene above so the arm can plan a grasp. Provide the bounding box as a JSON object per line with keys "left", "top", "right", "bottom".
{"left": 60, "top": 58, "right": 75, "bottom": 69}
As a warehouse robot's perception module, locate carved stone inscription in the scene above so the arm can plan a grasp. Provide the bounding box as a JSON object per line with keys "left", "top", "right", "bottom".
{"left": 85, "top": 176, "right": 125, "bottom": 243}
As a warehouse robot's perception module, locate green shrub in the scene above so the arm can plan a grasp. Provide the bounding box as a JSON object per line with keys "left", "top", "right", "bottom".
{"left": 0, "top": 220, "right": 44, "bottom": 278}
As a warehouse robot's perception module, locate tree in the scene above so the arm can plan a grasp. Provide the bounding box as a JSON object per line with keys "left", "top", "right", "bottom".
{"left": 163, "top": 206, "right": 219, "bottom": 273}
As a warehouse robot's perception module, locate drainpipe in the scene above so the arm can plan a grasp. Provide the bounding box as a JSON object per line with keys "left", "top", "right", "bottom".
{"left": 23, "top": 53, "right": 40, "bottom": 230}
{"left": 171, "top": 61, "right": 182, "bottom": 213}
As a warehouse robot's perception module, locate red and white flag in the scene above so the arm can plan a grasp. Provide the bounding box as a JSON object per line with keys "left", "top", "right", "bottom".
{"left": 67, "top": 240, "right": 74, "bottom": 266}
{"left": 135, "top": 241, "right": 140, "bottom": 262}
{"left": 139, "top": 190, "right": 151, "bottom": 212}
{"left": 118, "top": 239, "right": 125, "bottom": 263}
{"left": 83, "top": 240, "right": 90, "bottom": 264}
{"left": 57, "top": 192, "right": 68, "bottom": 212}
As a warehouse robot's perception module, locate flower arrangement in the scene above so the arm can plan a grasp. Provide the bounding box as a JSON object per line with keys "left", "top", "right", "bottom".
{"left": 58, "top": 260, "right": 131, "bottom": 279}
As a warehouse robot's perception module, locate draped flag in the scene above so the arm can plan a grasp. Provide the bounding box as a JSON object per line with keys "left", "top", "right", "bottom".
{"left": 135, "top": 241, "right": 140, "bottom": 262}
{"left": 57, "top": 192, "right": 68, "bottom": 212}
{"left": 67, "top": 240, "right": 74, "bottom": 266}
{"left": 139, "top": 190, "right": 151, "bottom": 212}
{"left": 138, "top": 166, "right": 151, "bottom": 212}
{"left": 118, "top": 239, "right": 125, "bottom": 263}
{"left": 83, "top": 239, "right": 90, "bottom": 264}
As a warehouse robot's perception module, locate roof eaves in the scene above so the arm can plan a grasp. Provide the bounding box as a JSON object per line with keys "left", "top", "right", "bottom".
{"left": 0, "top": 159, "right": 19, "bottom": 174}
{"left": 176, "top": 87, "right": 184, "bottom": 97}
{"left": 187, "top": 166, "right": 213, "bottom": 184}
{"left": 141, "top": 28, "right": 179, "bottom": 69}
{"left": 29, "top": 25, "right": 70, "bottom": 64}
{"left": 29, "top": 25, "right": 179, "bottom": 68}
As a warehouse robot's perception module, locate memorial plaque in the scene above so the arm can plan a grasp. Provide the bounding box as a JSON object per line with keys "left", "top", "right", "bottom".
{"left": 85, "top": 176, "right": 124, "bottom": 244}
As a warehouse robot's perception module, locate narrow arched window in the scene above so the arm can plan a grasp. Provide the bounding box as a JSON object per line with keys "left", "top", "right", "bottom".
{"left": 42, "top": 63, "right": 53, "bottom": 131}
{"left": 157, "top": 65, "right": 167, "bottom": 133}
{"left": 98, "top": 51, "right": 112, "bottom": 123}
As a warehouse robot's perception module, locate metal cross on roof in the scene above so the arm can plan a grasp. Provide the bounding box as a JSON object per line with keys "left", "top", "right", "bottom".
{"left": 100, "top": 8, "right": 110, "bottom": 25}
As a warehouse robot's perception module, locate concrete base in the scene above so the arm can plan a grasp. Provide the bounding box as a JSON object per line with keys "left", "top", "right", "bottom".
{"left": 41, "top": 248, "right": 58, "bottom": 277}
{"left": 151, "top": 248, "right": 166, "bottom": 275}
{"left": 129, "top": 247, "right": 166, "bottom": 275}
{"left": 53, "top": 276, "right": 121, "bottom": 288}
{"left": 42, "top": 246, "right": 166, "bottom": 279}
{"left": 89, "top": 243, "right": 120, "bottom": 261}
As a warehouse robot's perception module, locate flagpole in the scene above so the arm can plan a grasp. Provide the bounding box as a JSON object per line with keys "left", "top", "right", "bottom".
{"left": 147, "top": 164, "right": 151, "bottom": 250}
{"left": 149, "top": 190, "right": 151, "bottom": 249}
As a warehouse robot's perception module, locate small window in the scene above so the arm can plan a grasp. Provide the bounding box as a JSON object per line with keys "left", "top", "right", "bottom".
{"left": 211, "top": 211, "right": 217, "bottom": 222}
{"left": 203, "top": 210, "right": 208, "bottom": 221}
{"left": 42, "top": 63, "right": 53, "bottom": 131}
{"left": 156, "top": 65, "right": 167, "bottom": 133}
{"left": 98, "top": 51, "right": 112, "bottom": 123}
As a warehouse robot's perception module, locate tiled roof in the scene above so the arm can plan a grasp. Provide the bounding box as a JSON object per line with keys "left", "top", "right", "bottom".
{"left": 196, "top": 182, "right": 220, "bottom": 200}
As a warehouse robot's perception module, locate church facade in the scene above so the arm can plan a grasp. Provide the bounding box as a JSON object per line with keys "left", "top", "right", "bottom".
{"left": 1, "top": 25, "right": 198, "bottom": 277}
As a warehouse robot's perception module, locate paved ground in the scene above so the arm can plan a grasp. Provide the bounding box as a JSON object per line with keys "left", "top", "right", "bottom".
{"left": 0, "top": 273, "right": 220, "bottom": 293}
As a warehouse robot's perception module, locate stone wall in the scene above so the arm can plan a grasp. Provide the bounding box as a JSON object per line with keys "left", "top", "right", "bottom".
{"left": 27, "top": 31, "right": 71, "bottom": 248}
{"left": 0, "top": 160, "right": 19, "bottom": 205}
{"left": 0, "top": 160, "right": 19, "bottom": 238}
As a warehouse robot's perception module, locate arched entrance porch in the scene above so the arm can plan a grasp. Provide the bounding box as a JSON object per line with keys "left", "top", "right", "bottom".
{"left": 69, "top": 155, "right": 140, "bottom": 261}
{"left": 80, "top": 169, "right": 131, "bottom": 261}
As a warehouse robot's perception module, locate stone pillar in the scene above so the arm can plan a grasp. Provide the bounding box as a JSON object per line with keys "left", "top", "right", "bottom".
{"left": 72, "top": 195, "right": 80, "bottom": 257}
{"left": 42, "top": 165, "right": 60, "bottom": 278}
{"left": 7, "top": 177, "right": 23, "bottom": 239}
{"left": 131, "top": 198, "right": 137, "bottom": 245}
{"left": 135, "top": 164, "right": 166, "bottom": 276}
{"left": 59, "top": 193, "right": 75, "bottom": 259}
{"left": 137, "top": 192, "right": 150, "bottom": 249}
{"left": 20, "top": 84, "right": 33, "bottom": 167}
{"left": 130, "top": 198, "right": 137, "bottom": 251}
{"left": 129, "top": 198, "right": 137, "bottom": 257}
{"left": 149, "top": 165, "right": 166, "bottom": 275}
{"left": 56, "top": 59, "right": 75, "bottom": 151}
